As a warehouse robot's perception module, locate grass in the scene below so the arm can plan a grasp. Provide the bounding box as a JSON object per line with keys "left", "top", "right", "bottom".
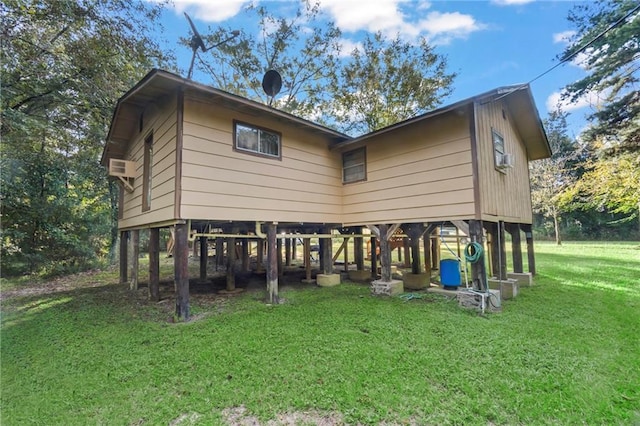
{"left": 1, "top": 241, "right": 639, "bottom": 425}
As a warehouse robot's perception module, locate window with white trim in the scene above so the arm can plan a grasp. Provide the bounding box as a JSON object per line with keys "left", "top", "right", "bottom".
{"left": 342, "top": 147, "right": 366, "bottom": 183}
{"left": 234, "top": 121, "right": 281, "bottom": 159}
{"left": 492, "top": 129, "right": 505, "bottom": 169}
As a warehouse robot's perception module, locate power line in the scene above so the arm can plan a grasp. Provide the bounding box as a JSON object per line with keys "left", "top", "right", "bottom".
{"left": 494, "top": 2, "right": 640, "bottom": 102}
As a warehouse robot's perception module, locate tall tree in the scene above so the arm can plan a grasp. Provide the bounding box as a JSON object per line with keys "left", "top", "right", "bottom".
{"left": 560, "top": 0, "right": 640, "bottom": 232}
{"left": 194, "top": 1, "right": 342, "bottom": 119}
{"left": 530, "top": 109, "right": 578, "bottom": 245}
{"left": 1, "top": 0, "right": 173, "bottom": 275}
{"left": 191, "top": 1, "right": 455, "bottom": 135}
{"left": 329, "top": 32, "right": 456, "bottom": 135}
{"left": 561, "top": 0, "right": 639, "bottom": 153}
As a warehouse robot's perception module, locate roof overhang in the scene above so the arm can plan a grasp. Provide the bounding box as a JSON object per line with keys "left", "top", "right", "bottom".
{"left": 101, "top": 69, "right": 351, "bottom": 165}
{"left": 332, "top": 84, "right": 551, "bottom": 161}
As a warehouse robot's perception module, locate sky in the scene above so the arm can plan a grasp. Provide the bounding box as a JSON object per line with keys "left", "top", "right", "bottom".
{"left": 153, "top": 0, "right": 596, "bottom": 138}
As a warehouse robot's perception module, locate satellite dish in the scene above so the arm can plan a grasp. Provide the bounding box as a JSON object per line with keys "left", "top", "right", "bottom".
{"left": 184, "top": 12, "right": 240, "bottom": 79}
{"left": 262, "top": 70, "right": 282, "bottom": 98}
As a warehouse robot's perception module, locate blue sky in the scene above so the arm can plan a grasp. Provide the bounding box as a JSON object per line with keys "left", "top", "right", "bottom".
{"left": 154, "top": 0, "right": 595, "bottom": 137}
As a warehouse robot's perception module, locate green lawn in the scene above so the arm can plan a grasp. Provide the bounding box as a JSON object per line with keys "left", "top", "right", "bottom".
{"left": 1, "top": 242, "right": 639, "bottom": 425}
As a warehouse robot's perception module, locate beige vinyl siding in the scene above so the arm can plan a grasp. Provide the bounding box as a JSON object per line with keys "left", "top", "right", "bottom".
{"left": 342, "top": 110, "right": 475, "bottom": 226}
{"left": 180, "top": 96, "right": 343, "bottom": 223}
{"left": 475, "top": 100, "right": 533, "bottom": 223}
{"left": 119, "top": 94, "right": 178, "bottom": 229}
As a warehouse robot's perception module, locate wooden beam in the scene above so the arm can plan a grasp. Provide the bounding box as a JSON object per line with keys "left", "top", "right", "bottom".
{"left": 450, "top": 220, "right": 470, "bottom": 236}
{"left": 215, "top": 237, "right": 224, "bottom": 268}
{"left": 506, "top": 223, "right": 523, "bottom": 273}
{"left": 267, "top": 222, "right": 279, "bottom": 304}
{"left": 285, "top": 238, "right": 291, "bottom": 267}
{"left": 304, "top": 238, "right": 312, "bottom": 281}
{"left": 199, "top": 235, "right": 208, "bottom": 281}
{"left": 521, "top": 224, "right": 536, "bottom": 276}
{"left": 174, "top": 223, "right": 190, "bottom": 320}
{"left": 277, "top": 237, "right": 283, "bottom": 278}
{"left": 226, "top": 228, "right": 237, "bottom": 291}
{"left": 256, "top": 240, "right": 264, "bottom": 273}
{"left": 241, "top": 239, "right": 249, "bottom": 272}
{"left": 119, "top": 230, "right": 128, "bottom": 285}
{"left": 332, "top": 238, "right": 348, "bottom": 263}
{"left": 321, "top": 226, "right": 333, "bottom": 275}
{"left": 468, "top": 220, "right": 487, "bottom": 291}
{"left": 378, "top": 224, "right": 392, "bottom": 282}
{"left": 354, "top": 227, "right": 364, "bottom": 271}
{"left": 370, "top": 237, "right": 378, "bottom": 279}
{"left": 149, "top": 228, "right": 160, "bottom": 302}
{"left": 130, "top": 229, "right": 139, "bottom": 291}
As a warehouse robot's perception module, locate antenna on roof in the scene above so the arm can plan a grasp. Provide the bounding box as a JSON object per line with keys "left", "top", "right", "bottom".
{"left": 184, "top": 12, "right": 240, "bottom": 80}
{"left": 261, "top": 69, "right": 282, "bottom": 107}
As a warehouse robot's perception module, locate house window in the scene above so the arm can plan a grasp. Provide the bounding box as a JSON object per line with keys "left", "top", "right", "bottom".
{"left": 142, "top": 132, "right": 153, "bottom": 212}
{"left": 234, "top": 121, "right": 281, "bottom": 159}
{"left": 492, "top": 129, "right": 505, "bottom": 168}
{"left": 342, "top": 147, "right": 366, "bottom": 183}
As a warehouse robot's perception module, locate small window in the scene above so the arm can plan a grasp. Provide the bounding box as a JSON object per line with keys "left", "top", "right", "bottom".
{"left": 343, "top": 147, "right": 366, "bottom": 183}
{"left": 492, "top": 129, "right": 505, "bottom": 169}
{"left": 234, "top": 121, "right": 281, "bottom": 159}
{"left": 142, "top": 132, "right": 153, "bottom": 212}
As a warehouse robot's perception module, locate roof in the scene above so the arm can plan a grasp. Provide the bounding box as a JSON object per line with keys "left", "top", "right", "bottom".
{"left": 101, "top": 69, "right": 351, "bottom": 165}
{"left": 332, "top": 84, "right": 551, "bottom": 161}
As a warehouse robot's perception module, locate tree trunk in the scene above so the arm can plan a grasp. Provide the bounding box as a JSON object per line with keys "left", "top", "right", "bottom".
{"left": 553, "top": 206, "right": 562, "bottom": 245}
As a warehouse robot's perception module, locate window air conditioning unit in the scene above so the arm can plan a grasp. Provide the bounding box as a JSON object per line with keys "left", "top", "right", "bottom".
{"left": 499, "top": 153, "right": 514, "bottom": 169}
{"left": 108, "top": 159, "right": 136, "bottom": 178}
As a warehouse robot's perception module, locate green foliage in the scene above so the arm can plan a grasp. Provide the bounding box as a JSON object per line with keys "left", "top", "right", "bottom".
{"left": 530, "top": 109, "right": 579, "bottom": 244}
{"left": 1, "top": 242, "right": 638, "bottom": 424}
{"left": 0, "top": 0, "right": 174, "bottom": 277}
{"left": 191, "top": 1, "right": 455, "bottom": 135}
{"left": 561, "top": 0, "right": 639, "bottom": 153}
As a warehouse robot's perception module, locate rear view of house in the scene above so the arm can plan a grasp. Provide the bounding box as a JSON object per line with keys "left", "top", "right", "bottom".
{"left": 102, "top": 69, "right": 550, "bottom": 318}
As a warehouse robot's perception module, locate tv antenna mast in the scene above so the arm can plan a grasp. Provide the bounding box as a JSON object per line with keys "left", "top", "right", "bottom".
{"left": 184, "top": 12, "right": 239, "bottom": 79}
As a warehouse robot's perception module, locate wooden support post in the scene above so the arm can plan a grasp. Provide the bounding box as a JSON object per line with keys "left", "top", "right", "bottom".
{"left": 354, "top": 227, "right": 364, "bottom": 271}
{"left": 521, "top": 223, "right": 536, "bottom": 276}
{"left": 332, "top": 238, "right": 348, "bottom": 263}
{"left": 398, "top": 243, "right": 402, "bottom": 262}
{"left": 267, "top": 223, "right": 279, "bottom": 303}
{"left": 130, "top": 229, "right": 139, "bottom": 291}
{"left": 423, "top": 232, "right": 431, "bottom": 277}
{"left": 292, "top": 238, "right": 297, "bottom": 261}
{"left": 215, "top": 237, "right": 224, "bottom": 269}
{"left": 431, "top": 230, "right": 439, "bottom": 270}
{"left": 277, "top": 237, "right": 283, "bottom": 278}
{"left": 485, "top": 222, "right": 507, "bottom": 279}
{"left": 403, "top": 237, "right": 411, "bottom": 268}
{"left": 149, "top": 228, "right": 160, "bottom": 301}
{"left": 468, "top": 220, "right": 487, "bottom": 291}
{"left": 379, "top": 225, "right": 392, "bottom": 282}
{"left": 199, "top": 236, "right": 208, "bottom": 281}
{"left": 174, "top": 223, "right": 190, "bottom": 320}
{"left": 506, "top": 223, "right": 523, "bottom": 273}
{"left": 242, "top": 238, "right": 249, "bottom": 272}
{"left": 456, "top": 227, "right": 462, "bottom": 258}
{"left": 344, "top": 237, "right": 349, "bottom": 272}
{"left": 485, "top": 222, "right": 499, "bottom": 278}
{"left": 322, "top": 227, "right": 333, "bottom": 275}
{"left": 318, "top": 237, "right": 325, "bottom": 272}
{"left": 370, "top": 237, "right": 377, "bottom": 279}
{"left": 119, "top": 230, "right": 128, "bottom": 285}
{"left": 256, "top": 240, "right": 264, "bottom": 273}
{"left": 497, "top": 222, "right": 507, "bottom": 280}
{"left": 226, "top": 231, "right": 237, "bottom": 292}
{"left": 405, "top": 224, "right": 425, "bottom": 275}
{"left": 304, "top": 238, "right": 312, "bottom": 281}
{"left": 285, "top": 238, "right": 291, "bottom": 267}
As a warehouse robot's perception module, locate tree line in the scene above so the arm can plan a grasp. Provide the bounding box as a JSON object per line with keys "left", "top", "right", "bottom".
{"left": 1, "top": 0, "right": 637, "bottom": 277}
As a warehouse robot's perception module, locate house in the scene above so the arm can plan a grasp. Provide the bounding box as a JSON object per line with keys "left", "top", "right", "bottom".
{"left": 102, "top": 69, "right": 550, "bottom": 319}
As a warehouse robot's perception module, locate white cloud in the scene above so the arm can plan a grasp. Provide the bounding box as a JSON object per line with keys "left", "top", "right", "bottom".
{"left": 337, "top": 38, "right": 363, "bottom": 57}
{"left": 318, "top": 0, "right": 484, "bottom": 44}
{"left": 553, "top": 30, "right": 576, "bottom": 44}
{"left": 167, "top": 0, "right": 247, "bottom": 22}
{"left": 491, "top": 0, "right": 535, "bottom": 5}
{"left": 546, "top": 89, "right": 607, "bottom": 113}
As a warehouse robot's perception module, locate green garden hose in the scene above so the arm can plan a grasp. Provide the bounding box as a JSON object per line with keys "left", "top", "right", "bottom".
{"left": 464, "top": 242, "right": 483, "bottom": 263}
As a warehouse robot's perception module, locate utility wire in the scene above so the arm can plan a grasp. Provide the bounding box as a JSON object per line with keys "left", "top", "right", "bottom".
{"left": 493, "top": 3, "right": 640, "bottom": 102}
